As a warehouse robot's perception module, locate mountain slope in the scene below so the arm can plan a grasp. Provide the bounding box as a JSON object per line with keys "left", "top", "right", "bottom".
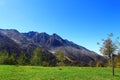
{"left": 0, "top": 29, "right": 33, "bottom": 46}
{"left": 0, "top": 29, "right": 56, "bottom": 65}
{"left": 0, "top": 32, "right": 22, "bottom": 54}
{"left": 0, "top": 29, "right": 106, "bottom": 65}
{"left": 23, "top": 31, "right": 106, "bottom": 64}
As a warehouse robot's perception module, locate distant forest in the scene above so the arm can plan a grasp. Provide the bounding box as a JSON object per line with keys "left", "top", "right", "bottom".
{"left": 0, "top": 48, "right": 120, "bottom": 67}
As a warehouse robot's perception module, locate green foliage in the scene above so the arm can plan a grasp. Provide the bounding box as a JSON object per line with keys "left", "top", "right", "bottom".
{"left": 42, "top": 61, "right": 49, "bottom": 66}
{"left": 56, "top": 52, "right": 65, "bottom": 66}
{"left": 7, "top": 53, "right": 17, "bottom": 65}
{"left": 0, "top": 51, "right": 18, "bottom": 65}
{"left": 0, "top": 50, "right": 28, "bottom": 65}
{"left": 30, "top": 48, "right": 44, "bottom": 66}
{"left": 17, "top": 53, "right": 27, "bottom": 65}
{"left": 0, "top": 50, "right": 9, "bottom": 64}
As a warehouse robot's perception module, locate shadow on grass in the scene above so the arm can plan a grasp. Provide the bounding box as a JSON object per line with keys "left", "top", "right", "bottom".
{"left": 114, "top": 74, "right": 120, "bottom": 78}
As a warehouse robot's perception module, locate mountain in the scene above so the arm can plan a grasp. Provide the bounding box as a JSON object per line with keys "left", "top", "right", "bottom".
{"left": 23, "top": 31, "right": 106, "bottom": 65}
{"left": 0, "top": 29, "right": 56, "bottom": 65}
{"left": 0, "top": 29, "right": 106, "bottom": 65}
{"left": 0, "top": 31, "right": 22, "bottom": 54}
{"left": 0, "top": 29, "right": 34, "bottom": 46}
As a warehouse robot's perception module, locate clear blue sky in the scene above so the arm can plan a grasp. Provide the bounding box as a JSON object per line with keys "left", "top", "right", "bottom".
{"left": 0, "top": 0, "right": 120, "bottom": 54}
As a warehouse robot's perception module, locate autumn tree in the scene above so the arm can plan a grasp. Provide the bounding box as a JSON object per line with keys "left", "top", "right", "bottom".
{"left": 98, "top": 33, "right": 119, "bottom": 76}
{"left": 96, "top": 61, "right": 104, "bottom": 67}
{"left": 116, "top": 53, "right": 120, "bottom": 68}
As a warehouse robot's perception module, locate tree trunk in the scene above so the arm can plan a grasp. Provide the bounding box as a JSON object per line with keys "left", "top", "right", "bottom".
{"left": 112, "top": 54, "right": 114, "bottom": 76}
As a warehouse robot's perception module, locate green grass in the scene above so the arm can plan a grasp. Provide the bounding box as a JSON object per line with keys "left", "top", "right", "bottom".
{"left": 0, "top": 65, "right": 120, "bottom": 80}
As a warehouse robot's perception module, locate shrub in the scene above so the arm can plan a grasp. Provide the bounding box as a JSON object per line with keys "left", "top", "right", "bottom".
{"left": 96, "top": 61, "right": 104, "bottom": 67}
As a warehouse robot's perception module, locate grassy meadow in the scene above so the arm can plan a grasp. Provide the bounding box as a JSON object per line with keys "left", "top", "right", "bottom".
{"left": 0, "top": 65, "right": 120, "bottom": 80}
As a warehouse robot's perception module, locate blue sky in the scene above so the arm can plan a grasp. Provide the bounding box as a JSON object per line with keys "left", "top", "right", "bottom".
{"left": 0, "top": 0, "right": 120, "bottom": 54}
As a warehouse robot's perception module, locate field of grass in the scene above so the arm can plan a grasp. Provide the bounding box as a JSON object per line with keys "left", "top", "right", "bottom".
{"left": 0, "top": 65, "right": 120, "bottom": 80}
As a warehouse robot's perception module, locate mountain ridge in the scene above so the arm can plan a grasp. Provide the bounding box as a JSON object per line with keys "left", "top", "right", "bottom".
{"left": 0, "top": 29, "right": 106, "bottom": 65}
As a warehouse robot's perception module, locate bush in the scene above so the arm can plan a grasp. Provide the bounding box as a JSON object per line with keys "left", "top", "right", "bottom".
{"left": 96, "top": 61, "right": 104, "bottom": 67}
{"left": 116, "top": 62, "right": 120, "bottom": 68}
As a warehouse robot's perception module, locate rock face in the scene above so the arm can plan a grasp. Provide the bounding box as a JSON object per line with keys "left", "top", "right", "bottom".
{"left": 0, "top": 32, "right": 21, "bottom": 55}
{"left": 0, "top": 29, "right": 106, "bottom": 65}
{"left": 0, "top": 29, "right": 56, "bottom": 65}
{"left": 23, "top": 31, "right": 106, "bottom": 64}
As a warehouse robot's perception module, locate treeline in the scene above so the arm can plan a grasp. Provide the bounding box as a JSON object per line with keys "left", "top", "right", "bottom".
{"left": 0, "top": 48, "right": 120, "bottom": 67}
{"left": 0, "top": 48, "right": 92, "bottom": 66}
{"left": 95, "top": 54, "right": 120, "bottom": 68}
{"left": 0, "top": 50, "right": 25, "bottom": 65}
{"left": 0, "top": 48, "right": 56, "bottom": 66}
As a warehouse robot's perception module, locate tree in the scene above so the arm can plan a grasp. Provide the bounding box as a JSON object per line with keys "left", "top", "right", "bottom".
{"left": 8, "top": 53, "right": 17, "bottom": 65}
{"left": 0, "top": 51, "right": 17, "bottom": 65}
{"left": 96, "top": 61, "right": 104, "bottom": 67}
{"left": 56, "top": 52, "right": 65, "bottom": 66}
{"left": 30, "top": 48, "right": 44, "bottom": 66}
{"left": 17, "top": 53, "right": 27, "bottom": 65}
{"left": 116, "top": 53, "right": 120, "bottom": 68}
{"left": 0, "top": 50, "right": 9, "bottom": 64}
{"left": 98, "top": 33, "right": 119, "bottom": 76}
